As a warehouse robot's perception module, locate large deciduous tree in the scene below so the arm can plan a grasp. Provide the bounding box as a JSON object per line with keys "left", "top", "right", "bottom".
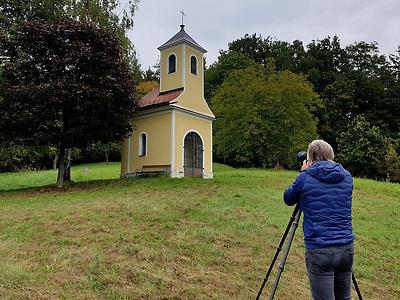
{"left": 0, "top": 19, "right": 137, "bottom": 187}
{"left": 0, "top": 0, "right": 141, "bottom": 77}
{"left": 204, "top": 50, "right": 257, "bottom": 101}
{"left": 211, "top": 65, "right": 319, "bottom": 168}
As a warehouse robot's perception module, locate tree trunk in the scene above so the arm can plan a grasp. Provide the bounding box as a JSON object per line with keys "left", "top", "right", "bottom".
{"left": 57, "top": 147, "right": 66, "bottom": 188}
{"left": 105, "top": 151, "right": 109, "bottom": 164}
{"left": 63, "top": 149, "right": 71, "bottom": 182}
{"left": 53, "top": 155, "right": 58, "bottom": 170}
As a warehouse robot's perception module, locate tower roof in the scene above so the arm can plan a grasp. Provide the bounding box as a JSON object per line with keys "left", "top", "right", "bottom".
{"left": 158, "top": 25, "right": 207, "bottom": 53}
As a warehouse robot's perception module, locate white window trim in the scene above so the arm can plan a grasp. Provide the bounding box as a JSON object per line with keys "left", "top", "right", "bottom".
{"left": 168, "top": 53, "right": 177, "bottom": 74}
{"left": 138, "top": 132, "right": 148, "bottom": 157}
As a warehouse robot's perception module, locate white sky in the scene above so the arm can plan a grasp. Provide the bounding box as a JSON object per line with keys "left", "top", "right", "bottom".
{"left": 126, "top": 0, "right": 400, "bottom": 70}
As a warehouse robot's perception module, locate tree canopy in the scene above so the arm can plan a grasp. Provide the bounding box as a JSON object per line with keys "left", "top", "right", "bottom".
{"left": 212, "top": 65, "right": 319, "bottom": 168}
{"left": 0, "top": 19, "right": 137, "bottom": 186}
{"left": 205, "top": 50, "right": 257, "bottom": 100}
{"left": 207, "top": 34, "right": 400, "bottom": 181}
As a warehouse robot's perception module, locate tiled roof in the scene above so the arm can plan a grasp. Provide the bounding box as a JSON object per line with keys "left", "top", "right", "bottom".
{"left": 137, "top": 87, "right": 183, "bottom": 109}
{"left": 158, "top": 25, "right": 207, "bottom": 53}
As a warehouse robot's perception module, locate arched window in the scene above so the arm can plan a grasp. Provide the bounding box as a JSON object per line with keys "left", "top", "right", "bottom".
{"left": 191, "top": 55, "right": 197, "bottom": 75}
{"left": 168, "top": 54, "right": 176, "bottom": 74}
{"left": 139, "top": 133, "right": 147, "bottom": 156}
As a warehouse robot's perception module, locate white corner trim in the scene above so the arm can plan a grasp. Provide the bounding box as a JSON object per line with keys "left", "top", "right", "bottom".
{"left": 171, "top": 169, "right": 184, "bottom": 178}
{"left": 202, "top": 53, "right": 205, "bottom": 99}
{"left": 182, "top": 45, "right": 186, "bottom": 88}
{"left": 171, "top": 110, "right": 175, "bottom": 173}
{"left": 159, "top": 53, "right": 163, "bottom": 91}
{"left": 127, "top": 136, "right": 131, "bottom": 173}
{"left": 210, "top": 122, "right": 213, "bottom": 175}
{"left": 203, "top": 172, "right": 214, "bottom": 179}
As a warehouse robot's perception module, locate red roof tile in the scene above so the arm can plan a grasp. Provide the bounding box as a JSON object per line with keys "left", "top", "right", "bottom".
{"left": 137, "top": 87, "right": 183, "bottom": 109}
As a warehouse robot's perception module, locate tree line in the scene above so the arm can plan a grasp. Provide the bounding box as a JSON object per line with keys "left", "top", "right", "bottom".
{"left": 206, "top": 34, "right": 400, "bottom": 182}
{"left": 1, "top": 1, "right": 399, "bottom": 183}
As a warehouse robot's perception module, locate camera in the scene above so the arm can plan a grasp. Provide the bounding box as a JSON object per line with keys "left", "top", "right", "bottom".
{"left": 296, "top": 151, "right": 307, "bottom": 163}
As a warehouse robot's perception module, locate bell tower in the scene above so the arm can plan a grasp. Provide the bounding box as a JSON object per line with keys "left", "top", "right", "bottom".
{"left": 121, "top": 20, "right": 214, "bottom": 180}
{"left": 158, "top": 24, "right": 207, "bottom": 96}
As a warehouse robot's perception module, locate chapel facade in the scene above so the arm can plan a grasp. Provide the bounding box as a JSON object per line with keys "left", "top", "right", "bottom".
{"left": 120, "top": 24, "right": 215, "bottom": 178}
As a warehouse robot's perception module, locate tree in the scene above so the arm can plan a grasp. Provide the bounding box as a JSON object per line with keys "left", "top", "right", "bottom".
{"left": 0, "top": 0, "right": 142, "bottom": 174}
{"left": 378, "top": 139, "right": 400, "bottom": 182}
{"left": 142, "top": 66, "right": 159, "bottom": 82}
{"left": 0, "top": 0, "right": 66, "bottom": 30}
{"left": 389, "top": 46, "right": 400, "bottom": 79}
{"left": 337, "top": 116, "right": 386, "bottom": 178}
{"left": 89, "top": 142, "right": 121, "bottom": 164}
{"left": 211, "top": 65, "right": 319, "bottom": 168}
{"left": 0, "top": 0, "right": 141, "bottom": 69}
{"left": 137, "top": 80, "right": 159, "bottom": 98}
{"left": 0, "top": 19, "right": 137, "bottom": 187}
{"left": 228, "top": 34, "right": 270, "bottom": 65}
{"left": 228, "top": 34, "right": 307, "bottom": 73}
{"left": 205, "top": 50, "right": 257, "bottom": 101}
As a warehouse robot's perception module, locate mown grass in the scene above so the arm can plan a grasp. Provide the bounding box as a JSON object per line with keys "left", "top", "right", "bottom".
{"left": 0, "top": 163, "right": 399, "bottom": 299}
{"left": 0, "top": 162, "right": 121, "bottom": 191}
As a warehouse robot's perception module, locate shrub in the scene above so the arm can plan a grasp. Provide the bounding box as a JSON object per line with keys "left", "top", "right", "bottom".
{"left": 378, "top": 139, "right": 400, "bottom": 182}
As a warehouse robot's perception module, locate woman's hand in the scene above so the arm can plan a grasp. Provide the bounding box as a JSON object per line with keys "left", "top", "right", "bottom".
{"left": 301, "top": 160, "right": 311, "bottom": 171}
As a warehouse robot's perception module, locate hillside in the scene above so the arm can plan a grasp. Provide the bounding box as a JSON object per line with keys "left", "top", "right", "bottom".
{"left": 0, "top": 163, "right": 399, "bottom": 299}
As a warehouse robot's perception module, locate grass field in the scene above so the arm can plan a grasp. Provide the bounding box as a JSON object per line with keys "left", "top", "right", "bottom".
{"left": 0, "top": 163, "right": 399, "bottom": 299}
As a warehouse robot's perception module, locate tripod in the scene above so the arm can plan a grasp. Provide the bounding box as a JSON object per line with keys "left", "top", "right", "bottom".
{"left": 256, "top": 204, "right": 363, "bottom": 300}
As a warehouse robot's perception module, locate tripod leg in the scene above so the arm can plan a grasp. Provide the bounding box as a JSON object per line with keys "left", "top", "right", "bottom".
{"left": 268, "top": 209, "right": 302, "bottom": 300}
{"left": 352, "top": 273, "right": 363, "bottom": 300}
{"left": 256, "top": 205, "right": 301, "bottom": 300}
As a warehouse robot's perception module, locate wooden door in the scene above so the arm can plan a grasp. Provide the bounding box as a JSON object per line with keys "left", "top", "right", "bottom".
{"left": 184, "top": 132, "right": 203, "bottom": 178}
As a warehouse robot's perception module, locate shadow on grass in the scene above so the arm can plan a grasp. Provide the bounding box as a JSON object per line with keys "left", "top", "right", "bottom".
{"left": 0, "top": 177, "right": 138, "bottom": 197}
{"left": 0, "top": 175, "right": 208, "bottom": 199}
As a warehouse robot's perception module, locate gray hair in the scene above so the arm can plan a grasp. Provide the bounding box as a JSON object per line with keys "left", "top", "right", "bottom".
{"left": 307, "top": 140, "right": 334, "bottom": 164}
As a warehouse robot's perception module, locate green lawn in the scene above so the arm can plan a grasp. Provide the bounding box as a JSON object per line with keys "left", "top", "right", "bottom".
{"left": 0, "top": 162, "right": 121, "bottom": 191}
{"left": 0, "top": 163, "right": 399, "bottom": 299}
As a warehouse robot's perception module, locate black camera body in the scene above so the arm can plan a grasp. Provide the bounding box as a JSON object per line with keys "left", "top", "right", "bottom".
{"left": 297, "top": 151, "right": 307, "bottom": 163}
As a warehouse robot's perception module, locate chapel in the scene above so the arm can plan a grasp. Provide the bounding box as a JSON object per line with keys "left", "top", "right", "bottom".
{"left": 120, "top": 24, "right": 215, "bottom": 178}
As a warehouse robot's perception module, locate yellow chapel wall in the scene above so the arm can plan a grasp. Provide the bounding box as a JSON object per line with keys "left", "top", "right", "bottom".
{"left": 185, "top": 46, "right": 203, "bottom": 100}
{"left": 173, "top": 111, "right": 213, "bottom": 178}
{"left": 174, "top": 45, "right": 214, "bottom": 117}
{"left": 121, "top": 111, "right": 172, "bottom": 176}
{"left": 160, "top": 46, "right": 183, "bottom": 93}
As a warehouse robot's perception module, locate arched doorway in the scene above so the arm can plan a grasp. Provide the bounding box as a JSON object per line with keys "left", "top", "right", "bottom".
{"left": 184, "top": 132, "right": 203, "bottom": 178}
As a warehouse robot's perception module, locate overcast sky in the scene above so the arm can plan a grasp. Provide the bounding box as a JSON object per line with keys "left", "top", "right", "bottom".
{"left": 127, "top": 0, "right": 399, "bottom": 70}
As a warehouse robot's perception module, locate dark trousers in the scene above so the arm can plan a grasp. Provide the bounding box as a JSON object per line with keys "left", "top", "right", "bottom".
{"left": 305, "top": 243, "right": 354, "bottom": 300}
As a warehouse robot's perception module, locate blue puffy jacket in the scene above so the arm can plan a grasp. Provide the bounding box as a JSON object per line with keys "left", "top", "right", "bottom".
{"left": 284, "top": 161, "right": 355, "bottom": 249}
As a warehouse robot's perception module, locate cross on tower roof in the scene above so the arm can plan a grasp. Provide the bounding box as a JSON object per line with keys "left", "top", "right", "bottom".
{"left": 180, "top": 9, "right": 186, "bottom": 26}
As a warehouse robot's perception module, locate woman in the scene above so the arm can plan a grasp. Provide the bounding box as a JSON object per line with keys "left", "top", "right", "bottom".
{"left": 284, "top": 140, "right": 355, "bottom": 300}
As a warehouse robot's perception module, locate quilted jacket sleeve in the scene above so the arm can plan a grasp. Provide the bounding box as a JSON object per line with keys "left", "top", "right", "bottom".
{"left": 283, "top": 172, "right": 307, "bottom": 206}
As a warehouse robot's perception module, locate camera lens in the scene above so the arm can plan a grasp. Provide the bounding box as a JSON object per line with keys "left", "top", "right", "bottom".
{"left": 297, "top": 151, "right": 307, "bottom": 163}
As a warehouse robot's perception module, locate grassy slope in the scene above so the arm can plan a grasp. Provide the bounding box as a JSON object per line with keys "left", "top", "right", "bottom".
{"left": 0, "top": 163, "right": 399, "bottom": 299}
